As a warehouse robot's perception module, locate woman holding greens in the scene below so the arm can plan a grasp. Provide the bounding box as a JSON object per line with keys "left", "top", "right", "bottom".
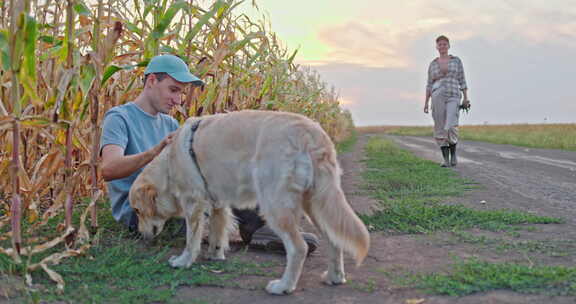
{"left": 424, "top": 35, "right": 470, "bottom": 167}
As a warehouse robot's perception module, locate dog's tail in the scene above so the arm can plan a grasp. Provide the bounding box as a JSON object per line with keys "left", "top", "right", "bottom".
{"left": 305, "top": 138, "right": 370, "bottom": 266}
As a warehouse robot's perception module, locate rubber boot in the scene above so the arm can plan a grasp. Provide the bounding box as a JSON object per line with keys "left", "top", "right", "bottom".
{"left": 449, "top": 143, "right": 457, "bottom": 167}
{"left": 440, "top": 146, "right": 450, "bottom": 167}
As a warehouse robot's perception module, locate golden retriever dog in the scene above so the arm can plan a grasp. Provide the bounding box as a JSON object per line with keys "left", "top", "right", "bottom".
{"left": 129, "top": 110, "right": 370, "bottom": 295}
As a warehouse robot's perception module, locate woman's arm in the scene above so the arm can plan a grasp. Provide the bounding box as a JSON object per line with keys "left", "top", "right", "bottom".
{"left": 461, "top": 89, "right": 470, "bottom": 108}
{"left": 424, "top": 63, "right": 433, "bottom": 113}
{"left": 457, "top": 57, "right": 468, "bottom": 99}
{"left": 424, "top": 91, "right": 431, "bottom": 113}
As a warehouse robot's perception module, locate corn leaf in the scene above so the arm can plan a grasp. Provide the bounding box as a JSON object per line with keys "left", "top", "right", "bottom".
{"left": 287, "top": 48, "right": 298, "bottom": 66}
{"left": 0, "top": 30, "right": 9, "bottom": 71}
{"left": 185, "top": 1, "right": 228, "bottom": 42}
{"left": 150, "top": 1, "right": 188, "bottom": 39}
{"left": 53, "top": 69, "right": 75, "bottom": 121}
{"left": 39, "top": 44, "right": 62, "bottom": 61}
{"left": 227, "top": 32, "right": 263, "bottom": 59}
{"left": 101, "top": 64, "right": 122, "bottom": 86}
{"left": 19, "top": 74, "right": 41, "bottom": 106}
{"left": 124, "top": 21, "right": 143, "bottom": 36}
{"left": 142, "top": 0, "right": 159, "bottom": 19}
{"left": 10, "top": 14, "right": 26, "bottom": 72}
{"left": 73, "top": 1, "right": 92, "bottom": 16}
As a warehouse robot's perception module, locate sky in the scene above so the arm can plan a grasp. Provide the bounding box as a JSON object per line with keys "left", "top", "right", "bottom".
{"left": 241, "top": 0, "right": 576, "bottom": 126}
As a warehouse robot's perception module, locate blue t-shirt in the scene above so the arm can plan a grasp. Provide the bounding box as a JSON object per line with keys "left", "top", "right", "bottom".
{"left": 100, "top": 102, "right": 179, "bottom": 227}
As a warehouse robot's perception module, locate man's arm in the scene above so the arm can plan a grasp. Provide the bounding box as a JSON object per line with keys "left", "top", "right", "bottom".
{"left": 101, "top": 133, "right": 175, "bottom": 181}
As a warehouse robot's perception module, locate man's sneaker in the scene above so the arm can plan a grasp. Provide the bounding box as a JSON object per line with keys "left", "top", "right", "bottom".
{"left": 235, "top": 209, "right": 266, "bottom": 245}
{"left": 249, "top": 226, "right": 319, "bottom": 255}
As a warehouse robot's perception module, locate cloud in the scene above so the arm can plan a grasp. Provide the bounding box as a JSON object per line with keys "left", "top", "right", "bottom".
{"left": 413, "top": 1, "right": 576, "bottom": 46}
{"left": 302, "top": 0, "right": 576, "bottom": 70}
{"left": 314, "top": 22, "right": 407, "bottom": 68}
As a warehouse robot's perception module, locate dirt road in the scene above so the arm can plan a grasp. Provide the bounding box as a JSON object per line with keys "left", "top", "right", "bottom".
{"left": 173, "top": 134, "right": 576, "bottom": 304}
{"left": 389, "top": 135, "right": 576, "bottom": 224}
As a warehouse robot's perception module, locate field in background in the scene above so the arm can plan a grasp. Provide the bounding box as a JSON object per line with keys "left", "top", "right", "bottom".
{"left": 358, "top": 124, "right": 576, "bottom": 151}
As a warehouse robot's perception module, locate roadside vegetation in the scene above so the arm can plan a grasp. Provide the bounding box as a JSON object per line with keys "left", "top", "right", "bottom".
{"left": 358, "top": 124, "right": 576, "bottom": 151}
{"left": 359, "top": 136, "right": 575, "bottom": 296}
{"left": 336, "top": 130, "right": 358, "bottom": 154}
{"left": 416, "top": 258, "right": 576, "bottom": 296}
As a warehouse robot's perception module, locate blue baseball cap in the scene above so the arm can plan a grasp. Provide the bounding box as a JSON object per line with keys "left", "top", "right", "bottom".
{"left": 144, "top": 54, "right": 204, "bottom": 86}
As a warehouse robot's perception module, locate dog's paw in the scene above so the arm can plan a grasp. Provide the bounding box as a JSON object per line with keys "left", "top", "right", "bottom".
{"left": 266, "top": 279, "right": 295, "bottom": 295}
{"left": 207, "top": 247, "right": 226, "bottom": 261}
{"left": 207, "top": 252, "right": 226, "bottom": 261}
{"left": 321, "top": 270, "right": 347, "bottom": 285}
{"left": 168, "top": 253, "right": 194, "bottom": 268}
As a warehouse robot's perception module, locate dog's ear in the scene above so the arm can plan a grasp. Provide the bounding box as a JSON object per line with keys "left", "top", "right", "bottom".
{"left": 139, "top": 183, "right": 158, "bottom": 217}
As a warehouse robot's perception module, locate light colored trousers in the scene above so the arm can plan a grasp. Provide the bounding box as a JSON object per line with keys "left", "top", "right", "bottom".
{"left": 431, "top": 87, "right": 460, "bottom": 147}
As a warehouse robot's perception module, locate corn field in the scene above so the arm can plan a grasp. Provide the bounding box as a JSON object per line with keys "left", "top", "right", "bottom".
{"left": 0, "top": 0, "right": 353, "bottom": 290}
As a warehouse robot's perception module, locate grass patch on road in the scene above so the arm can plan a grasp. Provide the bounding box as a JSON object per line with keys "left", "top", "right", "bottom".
{"left": 336, "top": 130, "right": 358, "bottom": 154}
{"left": 359, "top": 137, "right": 562, "bottom": 233}
{"left": 359, "top": 124, "right": 576, "bottom": 151}
{"left": 416, "top": 258, "right": 576, "bottom": 296}
{"left": 449, "top": 231, "right": 576, "bottom": 257}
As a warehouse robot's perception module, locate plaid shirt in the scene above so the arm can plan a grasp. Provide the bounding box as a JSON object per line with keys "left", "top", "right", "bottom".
{"left": 426, "top": 55, "right": 467, "bottom": 97}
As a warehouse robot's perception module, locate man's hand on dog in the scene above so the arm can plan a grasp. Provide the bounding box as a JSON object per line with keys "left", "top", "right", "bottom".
{"left": 152, "top": 132, "right": 176, "bottom": 157}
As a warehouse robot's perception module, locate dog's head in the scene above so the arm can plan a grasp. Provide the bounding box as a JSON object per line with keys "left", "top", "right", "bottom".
{"left": 129, "top": 177, "right": 169, "bottom": 240}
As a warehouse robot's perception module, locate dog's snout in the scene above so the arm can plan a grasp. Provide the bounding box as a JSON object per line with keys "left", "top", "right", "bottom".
{"left": 153, "top": 225, "right": 158, "bottom": 236}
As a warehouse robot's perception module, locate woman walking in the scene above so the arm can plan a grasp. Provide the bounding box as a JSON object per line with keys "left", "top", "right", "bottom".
{"left": 424, "top": 35, "right": 470, "bottom": 167}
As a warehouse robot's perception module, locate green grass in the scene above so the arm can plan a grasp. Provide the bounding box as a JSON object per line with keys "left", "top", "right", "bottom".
{"left": 450, "top": 231, "right": 576, "bottom": 257}
{"left": 336, "top": 130, "right": 358, "bottom": 154}
{"left": 359, "top": 137, "right": 562, "bottom": 233}
{"left": 29, "top": 241, "right": 272, "bottom": 303}
{"left": 1, "top": 209, "right": 275, "bottom": 303}
{"left": 416, "top": 258, "right": 576, "bottom": 296}
{"left": 363, "top": 124, "right": 576, "bottom": 151}
{"left": 349, "top": 277, "right": 378, "bottom": 293}
{"left": 0, "top": 250, "right": 25, "bottom": 275}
